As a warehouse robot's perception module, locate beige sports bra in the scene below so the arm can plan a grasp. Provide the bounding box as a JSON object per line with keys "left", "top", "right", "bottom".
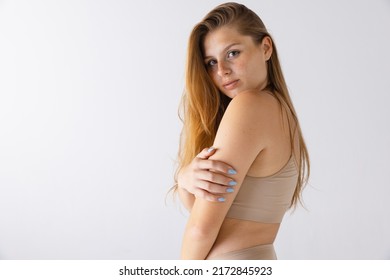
{"left": 226, "top": 155, "right": 298, "bottom": 223}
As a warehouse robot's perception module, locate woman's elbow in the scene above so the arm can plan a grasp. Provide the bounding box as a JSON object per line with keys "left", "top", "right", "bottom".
{"left": 186, "top": 223, "right": 218, "bottom": 242}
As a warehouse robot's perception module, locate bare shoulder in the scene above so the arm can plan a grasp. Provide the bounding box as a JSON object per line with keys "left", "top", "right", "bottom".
{"left": 225, "top": 90, "right": 281, "bottom": 123}
{"left": 230, "top": 89, "right": 279, "bottom": 108}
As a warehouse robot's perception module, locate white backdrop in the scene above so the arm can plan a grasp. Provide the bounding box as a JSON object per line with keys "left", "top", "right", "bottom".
{"left": 0, "top": 0, "right": 389, "bottom": 259}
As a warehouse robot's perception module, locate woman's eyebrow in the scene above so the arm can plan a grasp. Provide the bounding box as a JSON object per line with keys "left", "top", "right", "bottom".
{"left": 204, "top": 43, "right": 241, "bottom": 60}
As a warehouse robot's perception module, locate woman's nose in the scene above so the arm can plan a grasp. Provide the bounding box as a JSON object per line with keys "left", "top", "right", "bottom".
{"left": 217, "top": 61, "right": 231, "bottom": 76}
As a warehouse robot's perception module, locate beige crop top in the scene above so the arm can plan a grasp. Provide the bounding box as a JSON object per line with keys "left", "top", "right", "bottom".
{"left": 226, "top": 155, "right": 298, "bottom": 223}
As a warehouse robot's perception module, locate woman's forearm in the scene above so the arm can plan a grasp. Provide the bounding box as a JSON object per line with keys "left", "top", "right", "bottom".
{"left": 180, "top": 197, "right": 226, "bottom": 259}
{"left": 181, "top": 215, "right": 219, "bottom": 259}
{"left": 178, "top": 187, "right": 195, "bottom": 212}
{"left": 177, "top": 166, "right": 196, "bottom": 211}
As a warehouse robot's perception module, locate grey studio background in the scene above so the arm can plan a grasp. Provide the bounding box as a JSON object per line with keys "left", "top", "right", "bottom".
{"left": 0, "top": 0, "right": 389, "bottom": 259}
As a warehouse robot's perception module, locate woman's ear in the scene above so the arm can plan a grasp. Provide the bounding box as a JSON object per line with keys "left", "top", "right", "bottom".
{"left": 261, "top": 36, "right": 273, "bottom": 61}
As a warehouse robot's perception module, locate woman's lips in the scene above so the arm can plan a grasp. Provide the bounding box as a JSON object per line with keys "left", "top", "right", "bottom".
{"left": 223, "top": 80, "right": 239, "bottom": 90}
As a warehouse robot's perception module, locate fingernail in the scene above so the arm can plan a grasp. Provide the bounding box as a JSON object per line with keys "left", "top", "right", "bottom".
{"left": 228, "top": 180, "right": 237, "bottom": 186}
{"left": 218, "top": 197, "right": 226, "bottom": 202}
{"left": 226, "top": 188, "right": 234, "bottom": 193}
{"left": 228, "top": 169, "right": 237, "bottom": 175}
{"left": 207, "top": 147, "right": 215, "bottom": 153}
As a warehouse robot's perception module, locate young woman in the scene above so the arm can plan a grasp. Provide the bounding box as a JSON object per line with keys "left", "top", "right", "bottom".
{"left": 174, "top": 2, "right": 310, "bottom": 260}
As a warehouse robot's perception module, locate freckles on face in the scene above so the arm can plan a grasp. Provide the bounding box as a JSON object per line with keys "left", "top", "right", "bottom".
{"left": 203, "top": 26, "right": 269, "bottom": 98}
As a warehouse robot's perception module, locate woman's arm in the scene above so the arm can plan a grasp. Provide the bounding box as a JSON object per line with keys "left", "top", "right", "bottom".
{"left": 177, "top": 148, "right": 238, "bottom": 211}
{"left": 181, "top": 91, "right": 276, "bottom": 259}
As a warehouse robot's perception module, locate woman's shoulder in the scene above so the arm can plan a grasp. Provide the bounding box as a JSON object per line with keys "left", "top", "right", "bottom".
{"left": 227, "top": 90, "right": 281, "bottom": 117}
{"left": 219, "top": 90, "right": 282, "bottom": 141}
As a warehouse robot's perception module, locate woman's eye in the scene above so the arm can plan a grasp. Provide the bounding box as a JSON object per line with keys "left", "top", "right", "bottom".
{"left": 227, "top": 50, "right": 240, "bottom": 58}
{"left": 207, "top": 60, "right": 217, "bottom": 67}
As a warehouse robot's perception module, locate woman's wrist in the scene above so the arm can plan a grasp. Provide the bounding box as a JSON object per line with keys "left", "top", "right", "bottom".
{"left": 177, "top": 167, "right": 189, "bottom": 192}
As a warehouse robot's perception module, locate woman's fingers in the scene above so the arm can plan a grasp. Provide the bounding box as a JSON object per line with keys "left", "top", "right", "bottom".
{"left": 196, "top": 147, "right": 217, "bottom": 159}
{"left": 193, "top": 188, "right": 228, "bottom": 203}
{"left": 197, "top": 158, "right": 237, "bottom": 175}
{"left": 196, "top": 147, "right": 237, "bottom": 175}
{"left": 197, "top": 170, "right": 236, "bottom": 189}
{"left": 183, "top": 146, "right": 238, "bottom": 200}
{"left": 198, "top": 180, "right": 233, "bottom": 194}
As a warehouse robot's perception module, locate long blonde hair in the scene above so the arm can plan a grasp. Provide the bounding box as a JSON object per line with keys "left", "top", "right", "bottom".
{"left": 174, "top": 2, "right": 310, "bottom": 208}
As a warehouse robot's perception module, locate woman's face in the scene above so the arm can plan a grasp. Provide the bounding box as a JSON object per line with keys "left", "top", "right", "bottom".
{"left": 203, "top": 26, "right": 272, "bottom": 99}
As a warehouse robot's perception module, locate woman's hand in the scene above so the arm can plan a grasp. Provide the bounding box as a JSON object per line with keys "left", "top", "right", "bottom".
{"left": 177, "top": 147, "right": 237, "bottom": 202}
